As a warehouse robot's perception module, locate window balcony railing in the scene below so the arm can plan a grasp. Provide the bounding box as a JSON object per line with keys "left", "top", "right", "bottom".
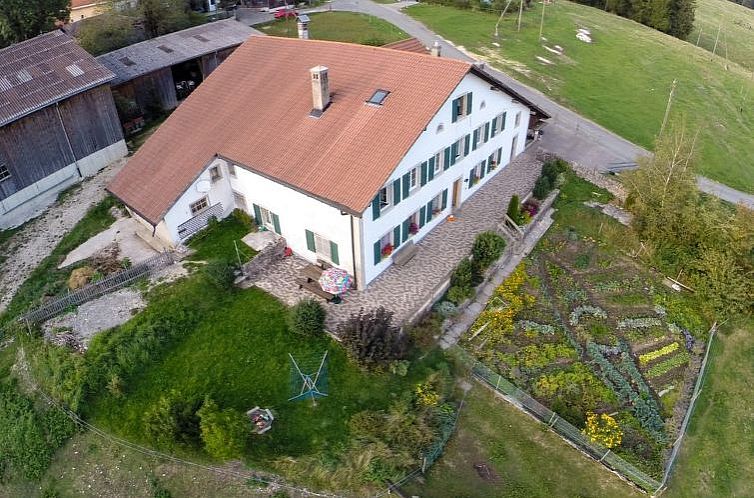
{"left": 177, "top": 202, "right": 223, "bottom": 240}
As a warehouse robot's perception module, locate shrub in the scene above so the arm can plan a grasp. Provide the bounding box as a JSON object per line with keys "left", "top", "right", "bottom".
{"left": 232, "top": 208, "right": 255, "bottom": 231}
{"left": 338, "top": 307, "right": 409, "bottom": 369}
{"left": 41, "top": 408, "right": 76, "bottom": 449}
{"left": 583, "top": 412, "right": 623, "bottom": 448}
{"left": 533, "top": 174, "right": 553, "bottom": 200}
{"left": 506, "top": 195, "right": 522, "bottom": 224}
{"left": 434, "top": 301, "right": 459, "bottom": 318}
{"left": 471, "top": 231, "right": 507, "bottom": 269}
{"left": 0, "top": 383, "right": 53, "bottom": 480}
{"left": 203, "top": 260, "right": 236, "bottom": 289}
{"left": 197, "top": 398, "right": 249, "bottom": 460}
{"left": 287, "top": 298, "right": 326, "bottom": 337}
{"left": 541, "top": 158, "right": 568, "bottom": 183}
{"left": 144, "top": 391, "right": 203, "bottom": 448}
{"left": 446, "top": 259, "right": 482, "bottom": 305}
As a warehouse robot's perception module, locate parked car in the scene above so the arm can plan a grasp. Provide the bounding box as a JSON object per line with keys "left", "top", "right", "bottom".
{"left": 274, "top": 8, "right": 298, "bottom": 19}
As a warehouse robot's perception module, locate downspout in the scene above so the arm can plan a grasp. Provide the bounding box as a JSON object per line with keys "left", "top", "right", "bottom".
{"left": 55, "top": 102, "right": 82, "bottom": 179}
{"left": 350, "top": 214, "right": 358, "bottom": 289}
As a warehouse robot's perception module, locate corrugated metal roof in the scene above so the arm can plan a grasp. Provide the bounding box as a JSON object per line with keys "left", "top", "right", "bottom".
{"left": 108, "top": 36, "right": 474, "bottom": 224}
{"left": 0, "top": 30, "right": 115, "bottom": 127}
{"left": 96, "top": 19, "right": 256, "bottom": 85}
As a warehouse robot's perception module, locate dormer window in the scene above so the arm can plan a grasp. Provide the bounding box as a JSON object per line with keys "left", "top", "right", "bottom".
{"left": 367, "top": 89, "right": 390, "bottom": 106}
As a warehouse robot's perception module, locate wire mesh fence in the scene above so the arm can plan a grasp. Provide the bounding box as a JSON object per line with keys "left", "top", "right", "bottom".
{"left": 19, "top": 251, "right": 175, "bottom": 325}
{"left": 454, "top": 347, "right": 663, "bottom": 493}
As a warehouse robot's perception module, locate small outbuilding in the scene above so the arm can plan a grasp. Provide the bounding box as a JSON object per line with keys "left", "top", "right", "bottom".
{"left": 0, "top": 30, "right": 127, "bottom": 229}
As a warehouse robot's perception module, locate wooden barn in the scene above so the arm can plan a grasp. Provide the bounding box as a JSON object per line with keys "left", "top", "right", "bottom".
{"left": 96, "top": 19, "right": 255, "bottom": 132}
{"left": 0, "top": 30, "right": 127, "bottom": 229}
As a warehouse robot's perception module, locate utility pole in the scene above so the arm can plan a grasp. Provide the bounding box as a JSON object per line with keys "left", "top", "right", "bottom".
{"left": 539, "top": 0, "right": 546, "bottom": 39}
{"left": 659, "top": 79, "right": 677, "bottom": 137}
{"left": 712, "top": 23, "right": 721, "bottom": 56}
{"left": 517, "top": 0, "right": 524, "bottom": 32}
{"left": 696, "top": 28, "right": 702, "bottom": 46}
{"left": 494, "top": 0, "right": 514, "bottom": 38}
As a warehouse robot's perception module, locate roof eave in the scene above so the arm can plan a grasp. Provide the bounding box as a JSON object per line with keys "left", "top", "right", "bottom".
{"left": 469, "top": 66, "right": 551, "bottom": 119}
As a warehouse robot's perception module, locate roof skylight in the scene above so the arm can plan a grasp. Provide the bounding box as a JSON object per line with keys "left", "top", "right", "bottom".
{"left": 367, "top": 89, "right": 390, "bottom": 106}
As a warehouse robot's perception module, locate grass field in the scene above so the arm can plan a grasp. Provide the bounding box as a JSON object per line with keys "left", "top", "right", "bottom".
{"left": 258, "top": 11, "right": 408, "bottom": 45}
{"left": 406, "top": 2, "right": 754, "bottom": 193}
{"left": 691, "top": 0, "right": 754, "bottom": 71}
{"left": 404, "top": 386, "right": 642, "bottom": 498}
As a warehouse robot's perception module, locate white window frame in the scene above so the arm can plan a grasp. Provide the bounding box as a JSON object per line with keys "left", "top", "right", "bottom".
{"left": 515, "top": 111, "right": 522, "bottom": 128}
{"left": 379, "top": 231, "right": 393, "bottom": 260}
{"left": 409, "top": 167, "right": 418, "bottom": 191}
{"left": 433, "top": 153, "right": 443, "bottom": 174}
{"left": 259, "top": 206, "right": 275, "bottom": 230}
{"left": 209, "top": 165, "right": 222, "bottom": 182}
{"left": 313, "top": 232, "right": 334, "bottom": 262}
{"left": 233, "top": 190, "right": 247, "bottom": 212}
{"left": 430, "top": 193, "right": 443, "bottom": 214}
{"left": 454, "top": 137, "right": 465, "bottom": 161}
{"left": 189, "top": 196, "right": 209, "bottom": 216}
{"left": 228, "top": 163, "right": 237, "bottom": 177}
{"left": 379, "top": 186, "right": 391, "bottom": 210}
{"left": 456, "top": 93, "right": 471, "bottom": 120}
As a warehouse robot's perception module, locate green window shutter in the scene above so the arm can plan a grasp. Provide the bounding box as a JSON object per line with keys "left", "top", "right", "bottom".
{"left": 372, "top": 195, "right": 381, "bottom": 220}
{"left": 428, "top": 157, "right": 435, "bottom": 181}
{"left": 480, "top": 160, "right": 487, "bottom": 179}
{"left": 419, "top": 206, "right": 426, "bottom": 227}
{"left": 488, "top": 154, "right": 495, "bottom": 172}
{"left": 464, "top": 134, "right": 470, "bottom": 156}
{"left": 491, "top": 117, "right": 498, "bottom": 137}
{"left": 501, "top": 112, "right": 507, "bottom": 130}
{"left": 402, "top": 219, "right": 410, "bottom": 243}
{"left": 469, "top": 167, "right": 475, "bottom": 184}
{"left": 252, "top": 204, "right": 262, "bottom": 226}
{"left": 402, "top": 172, "right": 410, "bottom": 198}
{"left": 305, "top": 229, "right": 315, "bottom": 251}
{"left": 472, "top": 129, "right": 479, "bottom": 151}
{"left": 484, "top": 122, "right": 490, "bottom": 142}
{"left": 330, "top": 241, "right": 339, "bottom": 265}
{"left": 446, "top": 146, "right": 454, "bottom": 168}
{"left": 451, "top": 98, "right": 459, "bottom": 123}
{"left": 442, "top": 189, "right": 448, "bottom": 210}
{"left": 426, "top": 200, "right": 434, "bottom": 222}
{"left": 466, "top": 92, "right": 473, "bottom": 115}
{"left": 272, "top": 213, "right": 281, "bottom": 234}
{"left": 393, "top": 225, "right": 401, "bottom": 248}
{"left": 393, "top": 178, "right": 402, "bottom": 205}
{"left": 374, "top": 240, "right": 381, "bottom": 265}
{"left": 420, "top": 161, "right": 428, "bottom": 186}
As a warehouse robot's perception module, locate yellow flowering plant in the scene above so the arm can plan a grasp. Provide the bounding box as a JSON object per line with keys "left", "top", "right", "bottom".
{"left": 582, "top": 412, "right": 623, "bottom": 449}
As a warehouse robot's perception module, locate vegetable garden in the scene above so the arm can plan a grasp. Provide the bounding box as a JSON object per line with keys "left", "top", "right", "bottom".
{"left": 463, "top": 212, "right": 708, "bottom": 478}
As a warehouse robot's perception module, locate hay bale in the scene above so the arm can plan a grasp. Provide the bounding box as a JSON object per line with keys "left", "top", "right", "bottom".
{"left": 68, "top": 266, "right": 94, "bottom": 290}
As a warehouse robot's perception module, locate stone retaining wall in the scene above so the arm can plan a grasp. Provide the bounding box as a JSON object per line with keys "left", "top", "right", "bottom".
{"left": 242, "top": 238, "right": 286, "bottom": 280}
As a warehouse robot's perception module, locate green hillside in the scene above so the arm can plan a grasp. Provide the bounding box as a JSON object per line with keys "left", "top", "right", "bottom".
{"left": 692, "top": 0, "right": 754, "bottom": 71}
{"left": 407, "top": 2, "right": 754, "bottom": 193}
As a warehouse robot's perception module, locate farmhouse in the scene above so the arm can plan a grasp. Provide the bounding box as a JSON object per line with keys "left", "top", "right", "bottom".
{"left": 96, "top": 20, "right": 255, "bottom": 132}
{"left": 108, "top": 36, "right": 548, "bottom": 288}
{"left": 0, "top": 30, "right": 127, "bottom": 229}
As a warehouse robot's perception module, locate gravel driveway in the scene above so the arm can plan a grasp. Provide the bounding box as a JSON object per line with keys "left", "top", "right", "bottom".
{"left": 0, "top": 159, "right": 126, "bottom": 313}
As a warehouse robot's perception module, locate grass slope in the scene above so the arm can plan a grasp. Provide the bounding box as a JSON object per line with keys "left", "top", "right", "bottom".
{"left": 258, "top": 11, "right": 408, "bottom": 45}
{"left": 691, "top": 0, "right": 754, "bottom": 71}
{"left": 405, "top": 386, "right": 642, "bottom": 498}
{"left": 406, "top": 2, "right": 754, "bottom": 193}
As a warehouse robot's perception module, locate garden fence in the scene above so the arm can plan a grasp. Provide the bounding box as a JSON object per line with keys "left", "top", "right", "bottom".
{"left": 453, "top": 347, "right": 663, "bottom": 493}
{"left": 18, "top": 251, "right": 175, "bottom": 325}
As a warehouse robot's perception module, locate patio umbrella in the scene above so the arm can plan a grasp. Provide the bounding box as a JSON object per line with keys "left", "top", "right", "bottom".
{"left": 318, "top": 268, "right": 353, "bottom": 295}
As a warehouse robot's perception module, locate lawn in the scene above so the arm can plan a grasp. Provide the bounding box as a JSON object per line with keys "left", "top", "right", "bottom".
{"left": 691, "top": 0, "right": 754, "bottom": 71}
{"left": 187, "top": 215, "right": 257, "bottom": 265}
{"left": 406, "top": 2, "right": 754, "bottom": 193}
{"left": 404, "top": 386, "right": 643, "bottom": 498}
{"left": 257, "top": 11, "right": 408, "bottom": 45}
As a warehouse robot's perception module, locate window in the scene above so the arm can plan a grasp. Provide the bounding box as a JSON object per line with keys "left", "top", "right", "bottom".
{"left": 209, "top": 165, "right": 221, "bottom": 182}
{"left": 436, "top": 123, "right": 444, "bottom": 133}
{"left": 409, "top": 167, "right": 418, "bottom": 191}
{"left": 472, "top": 125, "right": 484, "bottom": 150}
{"left": 379, "top": 231, "right": 393, "bottom": 260}
{"left": 433, "top": 152, "right": 443, "bottom": 174}
{"left": 306, "top": 231, "right": 339, "bottom": 264}
{"left": 233, "top": 191, "right": 247, "bottom": 212}
{"left": 379, "top": 186, "right": 390, "bottom": 209}
{"left": 367, "top": 89, "right": 390, "bottom": 106}
{"left": 429, "top": 193, "right": 442, "bottom": 213}
{"left": 0, "top": 164, "right": 10, "bottom": 182}
{"left": 189, "top": 197, "right": 209, "bottom": 216}
{"left": 515, "top": 111, "right": 522, "bottom": 127}
{"left": 453, "top": 137, "right": 466, "bottom": 161}
{"left": 469, "top": 161, "right": 484, "bottom": 187}
{"left": 488, "top": 152, "right": 497, "bottom": 172}
{"left": 451, "top": 92, "right": 472, "bottom": 122}
{"left": 259, "top": 206, "right": 274, "bottom": 228}
{"left": 228, "top": 163, "right": 237, "bottom": 177}
{"left": 406, "top": 212, "right": 419, "bottom": 238}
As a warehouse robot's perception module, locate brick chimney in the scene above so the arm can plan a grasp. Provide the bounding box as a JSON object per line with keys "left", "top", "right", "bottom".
{"left": 310, "top": 65, "right": 330, "bottom": 116}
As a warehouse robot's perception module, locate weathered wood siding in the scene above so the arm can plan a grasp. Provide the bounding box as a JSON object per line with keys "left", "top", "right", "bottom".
{"left": 0, "top": 84, "right": 123, "bottom": 201}
{"left": 200, "top": 46, "right": 237, "bottom": 79}
{"left": 129, "top": 66, "right": 177, "bottom": 114}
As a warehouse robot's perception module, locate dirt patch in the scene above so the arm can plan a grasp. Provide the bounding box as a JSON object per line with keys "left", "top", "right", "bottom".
{"left": 0, "top": 159, "right": 127, "bottom": 313}
{"left": 473, "top": 462, "right": 501, "bottom": 483}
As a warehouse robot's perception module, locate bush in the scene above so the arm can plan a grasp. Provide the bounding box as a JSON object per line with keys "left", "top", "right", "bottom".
{"left": 232, "top": 208, "right": 255, "bottom": 231}
{"left": 0, "top": 383, "right": 54, "bottom": 480}
{"left": 506, "top": 195, "right": 522, "bottom": 224}
{"left": 203, "top": 260, "right": 236, "bottom": 289}
{"left": 41, "top": 408, "right": 76, "bottom": 448}
{"left": 197, "top": 398, "right": 249, "bottom": 460}
{"left": 338, "top": 307, "right": 409, "bottom": 369}
{"left": 533, "top": 174, "right": 553, "bottom": 200}
{"left": 144, "top": 391, "right": 203, "bottom": 448}
{"left": 541, "top": 158, "right": 568, "bottom": 183}
{"left": 287, "top": 298, "right": 326, "bottom": 337}
{"left": 446, "top": 259, "right": 481, "bottom": 305}
{"left": 471, "top": 231, "right": 506, "bottom": 269}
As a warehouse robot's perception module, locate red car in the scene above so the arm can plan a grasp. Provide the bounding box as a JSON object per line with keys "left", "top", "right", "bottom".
{"left": 274, "top": 8, "right": 298, "bottom": 19}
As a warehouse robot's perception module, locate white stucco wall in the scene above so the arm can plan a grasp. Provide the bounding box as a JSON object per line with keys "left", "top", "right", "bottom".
{"left": 359, "top": 72, "right": 533, "bottom": 285}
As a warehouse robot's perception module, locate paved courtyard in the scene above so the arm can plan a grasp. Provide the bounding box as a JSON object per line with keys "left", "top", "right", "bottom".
{"left": 249, "top": 149, "right": 543, "bottom": 332}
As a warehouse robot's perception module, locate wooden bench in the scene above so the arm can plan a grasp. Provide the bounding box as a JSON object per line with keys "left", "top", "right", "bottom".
{"left": 301, "top": 264, "right": 324, "bottom": 282}
{"left": 392, "top": 241, "right": 418, "bottom": 267}
{"left": 295, "top": 277, "right": 342, "bottom": 303}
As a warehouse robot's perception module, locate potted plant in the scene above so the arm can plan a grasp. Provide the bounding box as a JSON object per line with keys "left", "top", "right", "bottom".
{"left": 408, "top": 222, "right": 419, "bottom": 235}
{"left": 381, "top": 244, "right": 394, "bottom": 258}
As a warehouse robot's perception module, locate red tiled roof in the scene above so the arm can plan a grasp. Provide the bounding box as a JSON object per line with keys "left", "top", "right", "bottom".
{"left": 0, "top": 30, "right": 114, "bottom": 127}
{"left": 108, "top": 36, "right": 473, "bottom": 224}
{"left": 382, "top": 38, "right": 429, "bottom": 55}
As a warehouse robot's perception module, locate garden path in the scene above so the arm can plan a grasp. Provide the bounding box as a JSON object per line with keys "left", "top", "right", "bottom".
{"left": 248, "top": 151, "right": 542, "bottom": 332}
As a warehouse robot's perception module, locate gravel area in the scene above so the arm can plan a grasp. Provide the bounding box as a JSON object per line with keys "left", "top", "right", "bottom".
{"left": 0, "top": 159, "right": 126, "bottom": 313}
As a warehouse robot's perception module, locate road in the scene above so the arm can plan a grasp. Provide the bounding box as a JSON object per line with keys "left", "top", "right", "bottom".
{"left": 239, "top": 0, "right": 754, "bottom": 208}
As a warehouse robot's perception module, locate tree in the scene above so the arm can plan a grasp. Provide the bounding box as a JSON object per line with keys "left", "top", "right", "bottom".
{"left": 197, "top": 398, "right": 248, "bottom": 460}
{"left": 287, "top": 298, "right": 326, "bottom": 337}
{"left": 0, "top": 0, "right": 69, "bottom": 47}
{"left": 76, "top": 13, "right": 139, "bottom": 56}
{"left": 338, "top": 307, "right": 409, "bottom": 369}
{"left": 667, "top": 0, "right": 696, "bottom": 39}
{"left": 139, "top": 0, "right": 194, "bottom": 39}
